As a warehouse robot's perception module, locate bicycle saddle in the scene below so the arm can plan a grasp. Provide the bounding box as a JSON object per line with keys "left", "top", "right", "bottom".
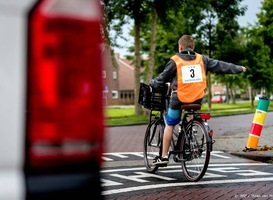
{"left": 181, "top": 104, "right": 201, "bottom": 111}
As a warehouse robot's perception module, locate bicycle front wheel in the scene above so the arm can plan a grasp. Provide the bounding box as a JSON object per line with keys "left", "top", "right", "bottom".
{"left": 181, "top": 119, "right": 210, "bottom": 181}
{"left": 143, "top": 119, "right": 164, "bottom": 173}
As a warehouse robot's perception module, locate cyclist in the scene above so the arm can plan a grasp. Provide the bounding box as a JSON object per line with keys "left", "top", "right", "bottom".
{"left": 149, "top": 35, "right": 247, "bottom": 166}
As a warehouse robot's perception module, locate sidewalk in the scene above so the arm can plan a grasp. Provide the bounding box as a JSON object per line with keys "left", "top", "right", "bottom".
{"left": 213, "top": 125, "right": 273, "bottom": 163}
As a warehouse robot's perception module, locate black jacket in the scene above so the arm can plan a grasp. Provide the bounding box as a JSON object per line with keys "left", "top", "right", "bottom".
{"left": 150, "top": 48, "right": 243, "bottom": 90}
{"left": 149, "top": 48, "right": 243, "bottom": 108}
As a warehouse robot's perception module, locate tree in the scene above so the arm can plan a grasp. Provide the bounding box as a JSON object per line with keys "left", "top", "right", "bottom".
{"left": 197, "top": 6, "right": 217, "bottom": 111}
{"left": 104, "top": 0, "right": 206, "bottom": 115}
{"left": 257, "top": 0, "right": 273, "bottom": 58}
{"left": 241, "top": 0, "right": 273, "bottom": 106}
{"left": 142, "top": 0, "right": 208, "bottom": 80}
{"left": 244, "top": 29, "right": 273, "bottom": 101}
{"left": 103, "top": 0, "right": 149, "bottom": 115}
{"left": 201, "top": 0, "right": 246, "bottom": 106}
{"left": 104, "top": 0, "right": 252, "bottom": 114}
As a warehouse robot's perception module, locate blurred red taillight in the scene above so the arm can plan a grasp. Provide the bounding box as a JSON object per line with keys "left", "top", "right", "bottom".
{"left": 25, "top": 0, "right": 104, "bottom": 171}
{"left": 200, "top": 113, "right": 211, "bottom": 120}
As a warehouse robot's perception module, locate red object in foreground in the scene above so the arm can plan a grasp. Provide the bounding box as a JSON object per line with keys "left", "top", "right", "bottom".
{"left": 25, "top": 0, "right": 104, "bottom": 198}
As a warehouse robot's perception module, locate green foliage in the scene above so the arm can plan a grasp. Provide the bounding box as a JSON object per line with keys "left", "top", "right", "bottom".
{"left": 104, "top": 0, "right": 273, "bottom": 108}
{"left": 241, "top": 0, "right": 273, "bottom": 95}
{"left": 257, "top": 0, "right": 273, "bottom": 58}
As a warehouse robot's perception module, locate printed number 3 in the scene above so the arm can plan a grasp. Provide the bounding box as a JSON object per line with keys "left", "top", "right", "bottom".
{"left": 190, "top": 69, "right": 195, "bottom": 78}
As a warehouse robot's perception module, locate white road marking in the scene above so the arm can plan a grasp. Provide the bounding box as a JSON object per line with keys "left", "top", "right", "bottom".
{"left": 101, "top": 163, "right": 269, "bottom": 173}
{"left": 110, "top": 172, "right": 175, "bottom": 183}
{"left": 101, "top": 151, "right": 273, "bottom": 196}
{"left": 101, "top": 151, "right": 231, "bottom": 161}
{"left": 160, "top": 169, "right": 226, "bottom": 178}
{"left": 209, "top": 167, "right": 273, "bottom": 176}
{"left": 102, "top": 177, "right": 273, "bottom": 195}
{"left": 102, "top": 152, "right": 129, "bottom": 161}
{"left": 101, "top": 156, "right": 113, "bottom": 161}
{"left": 101, "top": 179, "right": 123, "bottom": 187}
{"left": 101, "top": 167, "right": 145, "bottom": 173}
{"left": 103, "top": 153, "right": 129, "bottom": 158}
{"left": 210, "top": 151, "right": 231, "bottom": 159}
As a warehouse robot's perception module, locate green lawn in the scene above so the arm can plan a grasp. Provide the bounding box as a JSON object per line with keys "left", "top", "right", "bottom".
{"left": 105, "top": 101, "right": 273, "bottom": 126}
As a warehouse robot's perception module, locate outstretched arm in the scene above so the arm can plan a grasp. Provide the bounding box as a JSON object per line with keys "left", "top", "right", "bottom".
{"left": 204, "top": 56, "right": 246, "bottom": 74}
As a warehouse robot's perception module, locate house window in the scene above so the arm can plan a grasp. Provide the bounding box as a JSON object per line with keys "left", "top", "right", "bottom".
{"left": 112, "top": 90, "right": 118, "bottom": 99}
{"left": 102, "top": 70, "right": 106, "bottom": 79}
{"left": 113, "top": 71, "right": 117, "bottom": 80}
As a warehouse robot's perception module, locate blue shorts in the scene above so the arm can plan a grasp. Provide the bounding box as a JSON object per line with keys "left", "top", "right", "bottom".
{"left": 165, "top": 108, "right": 182, "bottom": 126}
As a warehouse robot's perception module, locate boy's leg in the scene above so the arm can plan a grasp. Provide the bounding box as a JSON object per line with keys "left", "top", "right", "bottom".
{"left": 153, "top": 108, "right": 181, "bottom": 165}
{"left": 162, "top": 125, "right": 174, "bottom": 158}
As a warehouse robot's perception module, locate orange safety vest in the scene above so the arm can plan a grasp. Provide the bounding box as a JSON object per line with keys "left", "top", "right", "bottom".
{"left": 171, "top": 53, "right": 206, "bottom": 103}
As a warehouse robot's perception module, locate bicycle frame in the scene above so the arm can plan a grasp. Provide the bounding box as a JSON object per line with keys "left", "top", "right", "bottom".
{"left": 141, "top": 82, "right": 213, "bottom": 181}
{"left": 148, "top": 83, "right": 213, "bottom": 159}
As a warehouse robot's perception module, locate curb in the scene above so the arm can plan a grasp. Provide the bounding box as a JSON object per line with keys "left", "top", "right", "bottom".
{"left": 230, "top": 151, "right": 273, "bottom": 163}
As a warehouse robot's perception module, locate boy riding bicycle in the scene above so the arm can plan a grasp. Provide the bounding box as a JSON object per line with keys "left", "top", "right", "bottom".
{"left": 149, "top": 35, "right": 247, "bottom": 166}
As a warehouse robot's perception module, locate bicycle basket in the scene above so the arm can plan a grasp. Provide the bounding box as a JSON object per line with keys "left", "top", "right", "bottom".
{"left": 138, "top": 83, "right": 165, "bottom": 111}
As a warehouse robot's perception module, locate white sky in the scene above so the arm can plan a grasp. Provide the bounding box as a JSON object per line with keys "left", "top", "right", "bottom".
{"left": 238, "top": 0, "right": 262, "bottom": 26}
{"left": 114, "top": 0, "right": 262, "bottom": 58}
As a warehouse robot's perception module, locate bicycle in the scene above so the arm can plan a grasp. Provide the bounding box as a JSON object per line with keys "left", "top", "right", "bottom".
{"left": 138, "top": 82, "right": 214, "bottom": 182}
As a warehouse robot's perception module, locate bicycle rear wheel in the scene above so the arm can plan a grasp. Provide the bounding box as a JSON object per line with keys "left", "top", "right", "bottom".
{"left": 143, "top": 119, "right": 164, "bottom": 173}
{"left": 181, "top": 119, "right": 210, "bottom": 181}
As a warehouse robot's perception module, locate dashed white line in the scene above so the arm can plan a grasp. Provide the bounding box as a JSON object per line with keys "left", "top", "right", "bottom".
{"left": 102, "top": 177, "right": 273, "bottom": 195}
{"left": 102, "top": 151, "right": 231, "bottom": 161}
{"left": 101, "top": 163, "right": 269, "bottom": 173}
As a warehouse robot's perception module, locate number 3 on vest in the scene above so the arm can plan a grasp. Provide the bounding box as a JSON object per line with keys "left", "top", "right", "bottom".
{"left": 182, "top": 64, "right": 203, "bottom": 83}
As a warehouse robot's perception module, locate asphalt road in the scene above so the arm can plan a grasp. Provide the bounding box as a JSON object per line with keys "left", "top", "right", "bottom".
{"left": 208, "top": 112, "right": 273, "bottom": 136}
{"left": 104, "top": 112, "right": 273, "bottom": 153}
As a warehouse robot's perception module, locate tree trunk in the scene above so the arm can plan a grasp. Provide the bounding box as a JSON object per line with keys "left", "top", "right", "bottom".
{"left": 146, "top": 8, "right": 158, "bottom": 83}
{"left": 133, "top": 0, "right": 142, "bottom": 115}
{"left": 207, "top": 72, "right": 212, "bottom": 112}
{"left": 249, "top": 86, "right": 254, "bottom": 108}
{"left": 225, "top": 84, "right": 230, "bottom": 104}
{"left": 207, "top": 26, "right": 212, "bottom": 112}
{"left": 230, "top": 89, "right": 235, "bottom": 103}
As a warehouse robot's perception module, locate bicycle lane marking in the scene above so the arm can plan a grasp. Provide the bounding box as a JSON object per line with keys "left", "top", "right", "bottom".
{"left": 101, "top": 163, "right": 269, "bottom": 173}
{"left": 101, "top": 151, "right": 230, "bottom": 161}
{"left": 101, "top": 163, "right": 271, "bottom": 195}
{"left": 102, "top": 177, "right": 273, "bottom": 196}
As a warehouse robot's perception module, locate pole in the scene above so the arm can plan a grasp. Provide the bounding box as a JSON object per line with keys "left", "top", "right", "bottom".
{"left": 246, "top": 97, "right": 270, "bottom": 150}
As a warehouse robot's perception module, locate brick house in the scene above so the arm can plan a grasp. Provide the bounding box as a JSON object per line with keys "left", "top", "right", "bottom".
{"left": 103, "top": 47, "right": 135, "bottom": 106}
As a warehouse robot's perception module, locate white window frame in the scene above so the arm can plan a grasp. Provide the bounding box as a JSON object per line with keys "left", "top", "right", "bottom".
{"left": 112, "top": 90, "right": 118, "bottom": 99}
{"left": 113, "top": 71, "right": 117, "bottom": 80}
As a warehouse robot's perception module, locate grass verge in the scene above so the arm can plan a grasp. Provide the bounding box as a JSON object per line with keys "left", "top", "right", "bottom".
{"left": 105, "top": 101, "right": 273, "bottom": 126}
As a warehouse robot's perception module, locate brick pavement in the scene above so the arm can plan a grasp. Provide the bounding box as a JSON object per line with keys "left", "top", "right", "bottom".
{"left": 105, "top": 183, "right": 273, "bottom": 200}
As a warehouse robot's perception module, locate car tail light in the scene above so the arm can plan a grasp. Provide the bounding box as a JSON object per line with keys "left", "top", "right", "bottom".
{"left": 25, "top": 0, "right": 104, "bottom": 172}
{"left": 200, "top": 113, "right": 211, "bottom": 120}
